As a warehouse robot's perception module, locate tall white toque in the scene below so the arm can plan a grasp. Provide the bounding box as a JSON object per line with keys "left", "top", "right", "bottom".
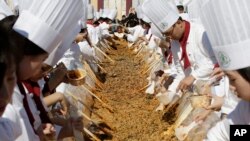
{"left": 101, "top": 9, "right": 109, "bottom": 18}
{"left": 136, "top": 5, "right": 143, "bottom": 19}
{"left": 87, "top": 4, "right": 94, "bottom": 20}
{"left": 142, "top": 0, "right": 179, "bottom": 33}
{"left": 107, "top": 9, "right": 117, "bottom": 20}
{"left": 13, "top": 0, "right": 85, "bottom": 53}
{"left": 45, "top": 0, "right": 88, "bottom": 66}
{"left": 200, "top": 0, "right": 250, "bottom": 70}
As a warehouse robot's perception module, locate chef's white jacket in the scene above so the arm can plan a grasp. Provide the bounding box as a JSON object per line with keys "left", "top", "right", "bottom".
{"left": 3, "top": 85, "right": 40, "bottom": 141}
{"left": 171, "top": 22, "right": 217, "bottom": 81}
{"left": 127, "top": 25, "right": 145, "bottom": 42}
{"left": 205, "top": 100, "right": 250, "bottom": 141}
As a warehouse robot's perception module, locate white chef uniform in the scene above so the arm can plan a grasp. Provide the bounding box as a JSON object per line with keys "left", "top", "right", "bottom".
{"left": 3, "top": 85, "right": 40, "bottom": 141}
{"left": 212, "top": 76, "right": 240, "bottom": 115}
{"left": 1, "top": 104, "right": 22, "bottom": 141}
{"left": 3, "top": 0, "right": 85, "bottom": 140}
{"left": 127, "top": 25, "right": 145, "bottom": 42}
{"left": 199, "top": 0, "right": 250, "bottom": 140}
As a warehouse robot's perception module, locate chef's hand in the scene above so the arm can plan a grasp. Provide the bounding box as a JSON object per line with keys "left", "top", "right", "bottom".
{"left": 177, "top": 75, "right": 195, "bottom": 92}
{"left": 59, "top": 94, "right": 69, "bottom": 116}
{"left": 43, "top": 123, "right": 56, "bottom": 135}
{"left": 156, "top": 38, "right": 170, "bottom": 49}
{"left": 194, "top": 109, "right": 211, "bottom": 122}
{"left": 210, "top": 67, "right": 225, "bottom": 81}
{"left": 70, "top": 116, "right": 84, "bottom": 131}
{"left": 204, "top": 95, "right": 224, "bottom": 111}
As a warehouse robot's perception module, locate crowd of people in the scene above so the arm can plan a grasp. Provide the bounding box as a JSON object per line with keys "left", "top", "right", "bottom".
{"left": 0, "top": 0, "right": 250, "bottom": 141}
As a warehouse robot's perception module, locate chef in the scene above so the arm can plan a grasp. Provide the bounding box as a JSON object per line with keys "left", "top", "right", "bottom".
{"left": 175, "top": 1, "right": 190, "bottom": 21}
{"left": 0, "top": 27, "right": 21, "bottom": 141}
{"left": 98, "top": 8, "right": 118, "bottom": 49}
{"left": 86, "top": 4, "right": 101, "bottom": 46}
{"left": 142, "top": 0, "right": 217, "bottom": 111}
{"left": 2, "top": 0, "right": 85, "bottom": 140}
{"left": 198, "top": 0, "right": 250, "bottom": 140}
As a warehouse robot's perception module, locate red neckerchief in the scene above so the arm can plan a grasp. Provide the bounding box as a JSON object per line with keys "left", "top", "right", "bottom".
{"left": 165, "top": 44, "right": 173, "bottom": 64}
{"left": 179, "top": 21, "right": 191, "bottom": 70}
{"left": 213, "top": 63, "right": 220, "bottom": 69}
{"left": 22, "top": 80, "right": 52, "bottom": 124}
{"left": 17, "top": 82, "right": 36, "bottom": 133}
{"left": 86, "top": 20, "right": 93, "bottom": 25}
{"left": 167, "top": 51, "right": 173, "bottom": 64}
{"left": 22, "top": 80, "right": 40, "bottom": 96}
{"left": 87, "top": 21, "right": 97, "bottom": 27}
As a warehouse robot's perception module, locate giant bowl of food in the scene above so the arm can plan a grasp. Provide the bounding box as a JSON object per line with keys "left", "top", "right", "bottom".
{"left": 66, "top": 69, "right": 87, "bottom": 86}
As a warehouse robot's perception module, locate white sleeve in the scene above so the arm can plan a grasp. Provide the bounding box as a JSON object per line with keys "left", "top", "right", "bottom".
{"left": 100, "top": 23, "right": 110, "bottom": 37}
{"left": 211, "top": 77, "right": 226, "bottom": 97}
{"left": 206, "top": 100, "right": 250, "bottom": 141}
{"left": 127, "top": 27, "right": 144, "bottom": 42}
{"left": 205, "top": 119, "right": 230, "bottom": 141}
{"left": 127, "top": 26, "right": 136, "bottom": 33}
{"left": 0, "top": 118, "right": 16, "bottom": 141}
{"left": 191, "top": 26, "right": 217, "bottom": 79}
{"left": 171, "top": 44, "right": 185, "bottom": 77}
{"left": 2, "top": 104, "right": 22, "bottom": 140}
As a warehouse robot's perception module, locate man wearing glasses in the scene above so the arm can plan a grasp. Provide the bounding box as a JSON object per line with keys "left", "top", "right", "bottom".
{"left": 142, "top": 0, "right": 217, "bottom": 104}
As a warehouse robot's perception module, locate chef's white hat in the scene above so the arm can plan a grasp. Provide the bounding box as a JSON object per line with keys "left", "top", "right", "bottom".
{"left": 80, "top": 0, "right": 88, "bottom": 29}
{"left": 175, "top": 0, "right": 182, "bottom": 6}
{"left": 142, "top": 0, "right": 179, "bottom": 33}
{"left": 151, "top": 23, "right": 164, "bottom": 40}
{"left": 200, "top": 0, "right": 250, "bottom": 70}
{"left": 99, "top": 9, "right": 103, "bottom": 16}
{"left": 13, "top": 0, "right": 85, "bottom": 53}
{"left": 187, "top": 0, "right": 202, "bottom": 24}
{"left": 44, "top": 23, "right": 81, "bottom": 66}
{"left": 81, "top": 20, "right": 87, "bottom": 29}
{"left": 101, "top": 9, "right": 109, "bottom": 18}
{"left": 179, "top": 13, "right": 190, "bottom": 21}
{"left": 87, "top": 4, "right": 94, "bottom": 20}
{"left": 107, "top": 9, "right": 117, "bottom": 20}
{"left": 182, "top": 0, "right": 192, "bottom": 6}
{"left": 18, "top": 0, "right": 34, "bottom": 13}
{"left": 45, "top": 0, "right": 88, "bottom": 66}
{"left": 136, "top": 5, "right": 143, "bottom": 19}
{"left": 142, "top": 15, "right": 151, "bottom": 23}
{"left": 0, "top": 1, "right": 14, "bottom": 20}
{"left": 95, "top": 11, "right": 100, "bottom": 20}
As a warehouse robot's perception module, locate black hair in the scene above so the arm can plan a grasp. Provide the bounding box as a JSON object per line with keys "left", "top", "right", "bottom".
{"left": 80, "top": 28, "right": 87, "bottom": 33}
{"left": 237, "top": 67, "right": 250, "bottom": 83}
{"left": 93, "top": 20, "right": 99, "bottom": 26}
{"left": 0, "top": 25, "right": 14, "bottom": 86}
{"left": 0, "top": 15, "right": 47, "bottom": 57}
{"left": 141, "top": 20, "right": 151, "bottom": 28}
{"left": 177, "top": 5, "right": 184, "bottom": 12}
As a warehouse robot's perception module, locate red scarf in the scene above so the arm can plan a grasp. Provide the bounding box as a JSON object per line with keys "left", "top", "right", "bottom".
{"left": 86, "top": 20, "right": 93, "bottom": 25}
{"left": 17, "top": 82, "right": 36, "bottom": 133}
{"left": 167, "top": 52, "right": 173, "bottom": 64}
{"left": 179, "top": 21, "right": 191, "bottom": 70}
{"left": 165, "top": 45, "right": 173, "bottom": 65}
{"left": 213, "top": 63, "right": 220, "bottom": 69}
{"left": 87, "top": 21, "right": 98, "bottom": 27}
{"left": 23, "top": 81, "right": 40, "bottom": 96}
{"left": 22, "top": 80, "right": 52, "bottom": 124}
